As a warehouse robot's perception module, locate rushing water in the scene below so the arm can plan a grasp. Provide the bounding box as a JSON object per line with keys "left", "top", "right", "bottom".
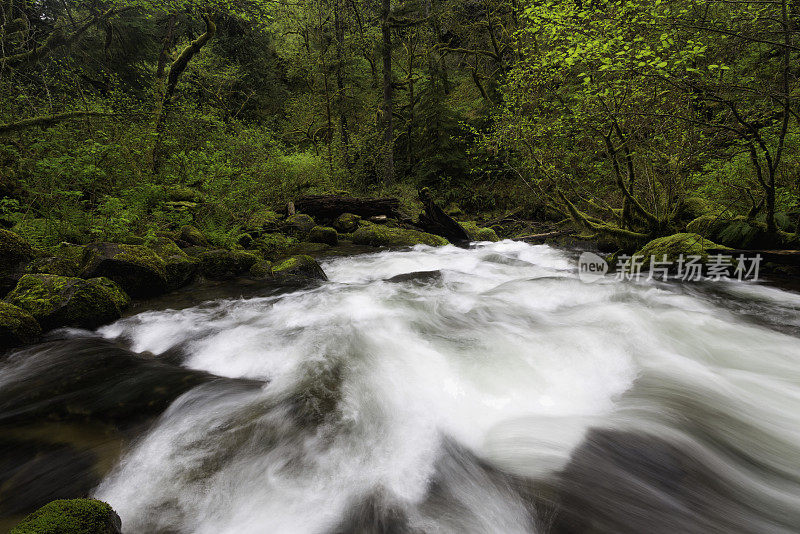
{"left": 4, "top": 241, "right": 800, "bottom": 533}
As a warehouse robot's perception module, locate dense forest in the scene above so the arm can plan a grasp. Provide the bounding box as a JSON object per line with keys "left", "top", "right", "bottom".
{"left": 1, "top": 0, "right": 797, "bottom": 251}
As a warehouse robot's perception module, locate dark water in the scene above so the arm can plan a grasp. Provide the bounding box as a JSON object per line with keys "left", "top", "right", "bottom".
{"left": 2, "top": 241, "right": 800, "bottom": 533}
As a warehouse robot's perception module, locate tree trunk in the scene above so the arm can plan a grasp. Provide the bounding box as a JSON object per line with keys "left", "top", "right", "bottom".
{"left": 380, "top": 0, "right": 394, "bottom": 184}
{"left": 295, "top": 194, "right": 401, "bottom": 220}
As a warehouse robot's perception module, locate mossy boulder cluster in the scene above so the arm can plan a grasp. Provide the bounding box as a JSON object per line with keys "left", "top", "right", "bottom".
{"left": 10, "top": 498, "right": 121, "bottom": 534}
{"left": 634, "top": 233, "right": 724, "bottom": 264}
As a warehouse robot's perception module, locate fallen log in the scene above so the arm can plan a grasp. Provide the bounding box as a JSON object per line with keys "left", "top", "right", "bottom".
{"left": 417, "top": 188, "right": 471, "bottom": 246}
{"left": 294, "top": 195, "right": 401, "bottom": 220}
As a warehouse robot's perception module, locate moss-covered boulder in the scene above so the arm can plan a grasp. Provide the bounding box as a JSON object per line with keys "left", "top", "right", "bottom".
{"left": 244, "top": 209, "right": 283, "bottom": 236}
{"left": 351, "top": 223, "right": 449, "bottom": 248}
{"left": 80, "top": 243, "right": 169, "bottom": 297}
{"left": 634, "top": 233, "right": 724, "bottom": 264}
{"left": 333, "top": 213, "right": 362, "bottom": 233}
{"left": 149, "top": 237, "right": 199, "bottom": 289}
{"left": 9, "top": 498, "right": 122, "bottom": 534}
{"left": 197, "top": 249, "right": 259, "bottom": 280}
{"left": 460, "top": 222, "right": 500, "bottom": 242}
{"left": 249, "top": 260, "right": 274, "bottom": 279}
{"left": 282, "top": 214, "right": 316, "bottom": 239}
{"left": 0, "top": 229, "right": 35, "bottom": 296}
{"left": 178, "top": 225, "right": 209, "bottom": 247}
{"left": 290, "top": 242, "right": 331, "bottom": 256}
{"left": 253, "top": 233, "right": 299, "bottom": 259}
{"left": 5, "top": 274, "right": 129, "bottom": 330}
{"left": 307, "top": 226, "right": 338, "bottom": 246}
{"left": 272, "top": 255, "right": 327, "bottom": 284}
{"left": 25, "top": 256, "right": 81, "bottom": 278}
{"left": 0, "top": 301, "right": 41, "bottom": 348}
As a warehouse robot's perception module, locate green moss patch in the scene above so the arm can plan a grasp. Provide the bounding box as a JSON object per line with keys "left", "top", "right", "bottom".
{"left": 351, "top": 224, "right": 448, "bottom": 248}
{"left": 10, "top": 498, "right": 121, "bottom": 534}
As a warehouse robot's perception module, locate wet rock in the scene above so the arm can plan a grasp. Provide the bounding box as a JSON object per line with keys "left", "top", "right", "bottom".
{"left": 9, "top": 498, "right": 122, "bottom": 534}
{"left": 0, "top": 302, "right": 41, "bottom": 349}
{"left": 272, "top": 255, "right": 327, "bottom": 284}
{"left": 333, "top": 213, "right": 362, "bottom": 233}
{"left": 386, "top": 270, "right": 443, "bottom": 284}
{"left": 351, "top": 223, "right": 449, "bottom": 248}
{"left": 0, "top": 338, "right": 210, "bottom": 426}
{"left": 307, "top": 226, "right": 339, "bottom": 246}
{"left": 253, "top": 233, "right": 299, "bottom": 260}
{"left": 197, "top": 250, "right": 259, "bottom": 280}
{"left": 5, "top": 275, "right": 129, "bottom": 331}
{"left": 149, "top": 238, "right": 199, "bottom": 289}
{"left": 80, "top": 243, "right": 169, "bottom": 297}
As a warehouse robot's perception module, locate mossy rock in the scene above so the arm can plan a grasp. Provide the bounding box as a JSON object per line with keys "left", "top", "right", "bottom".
{"left": 445, "top": 204, "right": 464, "bottom": 218}
{"left": 249, "top": 260, "right": 274, "bottom": 279}
{"left": 307, "top": 226, "right": 338, "bottom": 246}
{"left": 197, "top": 250, "right": 259, "bottom": 280}
{"left": 253, "top": 233, "right": 299, "bottom": 260}
{"left": 634, "top": 233, "right": 725, "bottom": 264}
{"left": 166, "top": 186, "right": 204, "bottom": 203}
{"left": 459, "top": 221, "right": 500, "bottom": 242}
{"left": 0, "top": 301, "right": 41, "bottom": 348}
{"left": 282, "top": 214, "right": 316, "bottom": 239}
{"left": 290, "top": 242, "right": 331, "bottom": 256}
{"left": 5, "top": 274, "right": 129, "bottom": 330}
{"left": 351, "top": 223, "right": 449, "bottom": 248}
{"left": 333, "top": 213, "right": 362, "bottom": 233}
{"left": 245, "top": 210, "right": 283, "bottom": 235}
{"left": 178, "top": 225, "right": 209, "bottom": 247}
{"left": 0, "top": 228, "right": 33, "bottom": 271}
{"left": 25, "top": 256, "right": 81, "bottom": 278}
{"left": 10, "top": 498, "right": 121, "bottom": 534}
{"left": 675, "top": 196, "right": 719, "bottom": 221}
{"left": 149, "top": 237, "right": 198, "bottom": 289}
{"left": 272, "top": 255, "right": 327, "bottom": 284}
{"left": 81, "top": 243, "right": 169, "bottom": 297}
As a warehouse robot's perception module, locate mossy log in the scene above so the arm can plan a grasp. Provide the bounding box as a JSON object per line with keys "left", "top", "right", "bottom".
{"left": 295, "top": 195, "right": 401, "bottom": 220}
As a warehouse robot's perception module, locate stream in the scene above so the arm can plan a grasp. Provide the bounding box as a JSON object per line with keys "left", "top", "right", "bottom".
{"left": 3, "top": 241, "right": 800, "bottom": 533}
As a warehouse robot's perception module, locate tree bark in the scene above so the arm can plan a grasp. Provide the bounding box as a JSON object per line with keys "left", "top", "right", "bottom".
{"left": 380, "top": 0, "right": 395, "bottom": 184}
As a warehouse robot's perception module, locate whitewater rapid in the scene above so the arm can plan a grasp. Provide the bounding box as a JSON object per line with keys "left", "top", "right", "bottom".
{"left": 91, "top": 241, "right": 800, "bottom": 533}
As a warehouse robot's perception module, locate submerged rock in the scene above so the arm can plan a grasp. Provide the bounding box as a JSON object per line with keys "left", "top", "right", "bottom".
{"left": 197, "top": 250, "right": 259, "bottom": 280}
{"left": 9, "top": 498, "right": 121, "bottom": 534}
{"left": 307, "top": 226, "right": 339, "bottom": 246}
{"left": 80, "top": 243, "right": 169, "bottom": 297}
{"left": 385, "top": 270, "right": 443, "bottom": 284}
{"left": 0, "top": 301, "right": 41, "bottom": 348}
{"left": 272, "top": 255, "right": 327, "bottom": 284}
{"left": 5, "top": 274, "right": 129, "bottom": 331}
{"left": 351, "top": 223, "right": 449, "bottom": 248}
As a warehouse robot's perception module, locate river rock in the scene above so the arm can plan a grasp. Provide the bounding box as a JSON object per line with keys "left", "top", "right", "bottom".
{"left": 9, "top": 498, "right": 122, "bottom": 534}
{"left": 5, "top": 274, "right": 129, "bottom": 331}
{"left": 307, "top": 226, "right": 338, "bottom": 246}
{"left": 351, "top": 223, "right": 448, "bottom": 248}
{"left": 197, "top": 250, "right": 259, "bottom": 280}
{"left": 634, "top": 233, "right": 724, "bottom": 264}
{"left": 0, "top": 301, "right": 41, "bottom": 348}
{"left": 249, "top": 260, "right": 274, "bottom": 279}
{"left": 80, "top": 243, "right": 169, "bottom": 297}
{"left": 272, "top": 255, "right": 327, "bottom": 284}
{"left": 150, "top": 237, "right": 199, "bottom": 289}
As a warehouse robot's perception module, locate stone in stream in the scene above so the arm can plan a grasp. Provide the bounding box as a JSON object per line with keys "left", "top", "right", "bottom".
{"left": 385, "top": 270, "right": 443, "bottom": 284}
{"left": 197, "top": 249, "right": 259, "bottom": 280}
{"left": 333, "top": 213, "right": 362, "bottom": 233}
{"left": 272, "top": 255, "right": 328, "bottom": 284}
{"left": 0, "top": 301, "right": 41, "bottom": 349}
{"left": 5, "top": 275, "right": 129, "bottom": 331}
{"left": 307, "top": 226, "right": 339, "bottom": 246}
{"left": 9, "top": 499, "right": 122, "bottom": 534}
{"left": 80, "top": 242, "right": 170, "bottom": 297}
